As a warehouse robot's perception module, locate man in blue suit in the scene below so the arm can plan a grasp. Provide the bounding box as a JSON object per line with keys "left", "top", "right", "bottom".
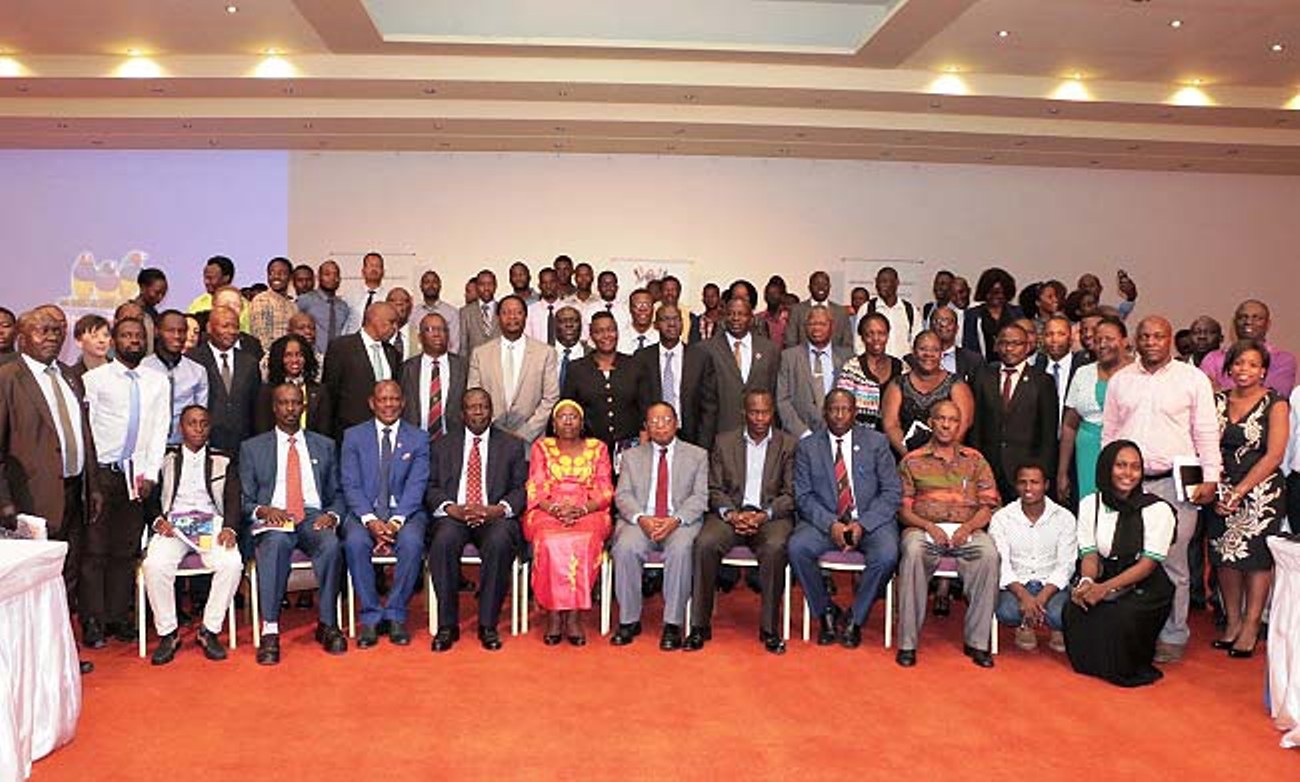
{"left": 789, "top": 388, "right": 903, "bottom": 649}
{"left": 340, "top": 380, "right": 430, "bottom": 648}
{"left": 240, "top": 383, "right": 348, "bottom": 665}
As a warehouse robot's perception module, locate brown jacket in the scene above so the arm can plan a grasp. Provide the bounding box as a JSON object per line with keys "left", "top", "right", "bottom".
{"left": 706, "top": 427, "right": 797, "bottom": 522}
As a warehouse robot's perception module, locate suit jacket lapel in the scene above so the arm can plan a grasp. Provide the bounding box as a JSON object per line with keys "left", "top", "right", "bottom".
{"left": 16, "top": 361, "right": 59, "bottom": 438}
{"left": 759, "top": 433, "right": 782, "bottom": 505}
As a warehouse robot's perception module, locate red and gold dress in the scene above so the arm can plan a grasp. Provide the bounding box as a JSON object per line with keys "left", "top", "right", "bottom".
{"left": 523, "top": 438, "right": 614, "bottom": 611}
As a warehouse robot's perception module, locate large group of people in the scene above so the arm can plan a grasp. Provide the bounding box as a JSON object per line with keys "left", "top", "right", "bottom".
{"left": 1, "top": 253, "right": 1295, "bottom": 690}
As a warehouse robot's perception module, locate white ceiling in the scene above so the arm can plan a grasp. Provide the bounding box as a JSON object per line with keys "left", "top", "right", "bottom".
{"left": 0, "top": 0, "right": 1298, "bottom": 173}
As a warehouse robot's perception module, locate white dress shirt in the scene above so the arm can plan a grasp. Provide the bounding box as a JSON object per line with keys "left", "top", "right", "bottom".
{"left": 827, "top": 431, "right": 857, "bottom": 519}
{"left": 343, "top": 284, "right": 390, "bottom": 334}
{"left": 499, "top": 335, "right": 525, "bottom": 406}
{"left": 270, "top": 427, "right": 322, "bottom": 511}
{"left": 171, "top": 446, "right": 221, "bottom": 521}
{"left": 525, "top": 298, "right": 564, "bottom": 344}
{"left": 22, "top": 354, "right": 86, "bottom": 477}
{"left": 657, "top": 343, "right": 683, "bottom": 407}
{"left": 82, "top": 360, "right": 170, "bottom": 480}
{"left": 418, "top": 352, "right": 452, "bottom": 434}
{"left": 727, "top": 332, "right": 754, "bottom": 383}
{"left": 433, "top": 428, "right": 515, "bottom": 516}
{"left": 857, "top": 297, "right": 917, "bottom": 358}
{"left": 940, "top": 345, "right": 958, "bottom": 375}
{"left": 742, "top": 431, "right": 771, "bottom": 510}
{"left": 359, "top": 328, "right": 392, "bottom": 381}
{"left": 639, "top": 438, "right": 678, "bottom": 521}
{"left": 207, "top": 339, "right": 241, "bottom": 379}
{"left": 619, "top": 326, "right": 660, "bottom": 356}
{"left": 988, "top": 497, "right": 1077, "bottom": 590}
{"left": 1286, "top": 386, "right": 1300, "bottom": 476}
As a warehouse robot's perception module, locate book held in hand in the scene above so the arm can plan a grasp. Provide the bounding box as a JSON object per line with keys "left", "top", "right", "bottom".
{"left": 250, "top": 513, "right": 296, "bottom": 536}
{"left": 1173, "top": 456, "right": 1204, "bottom": 503}
{"left": 169, "top": 511, "right": 216, "bottom": 551}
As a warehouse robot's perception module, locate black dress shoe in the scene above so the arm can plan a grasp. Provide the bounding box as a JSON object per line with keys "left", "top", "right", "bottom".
{"left": 760, "top": 631, "right": 787, "bottom": 656}
{"left": 388, "top": 621, "right": 410, "bottom": 646}
{"left": 151, "top": 631, "right": 182, "bottom": 666}
{"left": 196, "top": 627, "right": 228, "bottom": 661}
{"left": 82, "top": 618, "right": 107, "bottom": 650}
{"left": 357, "top": 624, "right": 379, "bottom": 649}
{"left": 567, "top": 632, "right": 586, "bottom": 647}
{"left": 79, "top": 660, "right": 94, "bottom": 675}
{"left": 256, "top": 633, "right": 281, "bottom": 666}
{"left": 964, "top": 644, "right": 994, "bottom": 668}
{"left": 817, "top": 605, "right": 843, "bottom": 646}
{"left": 1211, "top": 637, "right": 1237, "bottom": 650}
{"left": 895, "top": 649, "right": 917, "bottom": 667}
{"left": 107, "top": 621, "right": 138, "bottom": 643}
{"left": 840, "top": 623, "right": 862, "bottom": 649}
{"left": 610, "top": 621, "right": 642, "bottom": 646}
{"left": 316, "top": 623, "right": 348, "bottom": 654}
{"left": 660, "top": 623, "right": 683, "bottom": 651}
{"left": 543, "top": 632, "right": 563, "bottom": 646}
{"left": 683, "top": 627, "right": 710, "bottom": 652}
{"left": 478, "top": 625, "right": 503, "bottom": 651}
{"left": 431, "top": 626, "right": 460, "bottom": 652}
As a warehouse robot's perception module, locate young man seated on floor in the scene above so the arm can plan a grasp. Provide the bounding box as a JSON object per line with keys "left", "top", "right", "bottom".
{"left": 987, "top": 463, "right": 1077, "bottom": 653}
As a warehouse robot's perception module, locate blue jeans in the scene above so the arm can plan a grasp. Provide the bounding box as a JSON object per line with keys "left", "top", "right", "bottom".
{"left": 995, "top": 581, "right": 1066, "bottom": 631}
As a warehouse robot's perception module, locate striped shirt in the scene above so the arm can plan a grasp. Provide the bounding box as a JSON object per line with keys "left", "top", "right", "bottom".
{"left": 898, "top": 444, "right": 1000, "bottom": 524}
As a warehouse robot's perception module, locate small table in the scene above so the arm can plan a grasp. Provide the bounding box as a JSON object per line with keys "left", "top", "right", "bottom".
{"left": 1267, "top": 536, "right": 1300, "bottom": 749}
{"left": 0, "top": 541, "right": 82, "bottom": 780}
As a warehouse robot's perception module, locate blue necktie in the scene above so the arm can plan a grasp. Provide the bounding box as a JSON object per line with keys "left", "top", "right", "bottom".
{"left": 378, "top": 426, "right": 394, "bottom": 519}
{"left": 559, "top": 347, "right": 571, "bottom": 390}
{"left": 121, "top": 369, "right": 141, "bottom": 469}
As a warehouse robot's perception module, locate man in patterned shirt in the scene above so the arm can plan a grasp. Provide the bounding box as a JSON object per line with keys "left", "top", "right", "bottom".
{"left": 248, "top": 256, "right": 298, "bottom": 350}
{"left": 895, "top": 399, "right": 1001, "bottom": 668}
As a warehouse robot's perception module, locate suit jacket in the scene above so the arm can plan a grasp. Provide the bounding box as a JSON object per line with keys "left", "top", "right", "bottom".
{"left": 707, "top": 428, "right": 797, "bottom": 522}
{"left": 1033, "top": 351, "right": 1089, "bottom": 395}
{"left": 776, "top": 342, "right": 853, "bottom": 437}
{"left": 698, "top": 332, "right": 781, "bottom": 449}
{"left": 467, "top": 336, "right": 559, "bottom": 445}
{"left": 238, "top": 428, "right": 345, "bottom": 527}
{"left": 424, "top": 426, "right": 528, "bottom": 516}
{"left": 253, "top": 380, "right": 328, "bottom": 435}
{"left": 633, "top": 342, "right": 714, "bottom": 447}
{"left": 186, "top": 343, "right": 263, "bottom": 455}
{"left": 562, "top": 353, "right": 652, "bottom": 449}
{"left": 156, "top": 445, "right": 241, "bottom": 532}
{"left": 459, "top": 300, "right": 500, "bottom": 357}
{"left": 794, "top": 425, "right": 902, "bottom": 534}
{"left": 340, "top": 419, "right": 430, "bottom": 523}
{"left": 905, "top": 346, "right": 986, "bottom": 384}
{"left": 320, "top": 332, "right": 401, "bottom": 442}
{"left": 0, "top": 358, "right": 100, "bottom": 533}
{"left": 399, "top": 352, "right": 467, "bottom": 433}
{"left": 614, "top": 439, "right": 709, "bottom": 526}
{"left": 969, "top": 362, "right": 1060, "bottom": 494}
{"left": 784, "top": 300, "right": 854, "bottom": 351}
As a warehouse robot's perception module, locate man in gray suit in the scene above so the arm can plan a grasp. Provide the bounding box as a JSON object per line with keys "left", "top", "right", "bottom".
{"left": 698, "top": 296, "right": 781, "bottom": 449}
{"left": 686, "top": 390, "right": 797, "bottom": 655}
{"left": 784, "top": 270, "right": 853, "bottom": 350}
{"left": 611, "top": 401, "right": 709, "bottom": 651}
{"left": 777, "top": 306, "right": 852, "bottom": 438}
{"left": 400, "top": 311, "right": 466, "bottom": 438}
{"left": 466, "top": 295, "right": 559, "bottom": 448}
{"left": 458, "top": 269, "right": 500, "bottom": 357}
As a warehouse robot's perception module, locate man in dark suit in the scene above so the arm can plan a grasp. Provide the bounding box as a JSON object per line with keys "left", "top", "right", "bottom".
{"left": 970, "top": 323, "right": 1059, "bottom": 502}
{"left": 686, "top": 390, "right": 796, "bottom": 655}
{"left": 698, "top": 296, "right": 780, "bottom": 450}
{"left": 784, "top": 271, "right": 853, "bottom": 351}
{"left": 340, "top": 381, "right": 430, "bottom": 647}
{"left": 788, "top": 389, "right": 902, "bottom": 648}
{"left": 425, "top": 388, "right": 526, "bottom": 652}
{"left": 0, "top": 305, "right": 102, "bottom": 674}
{"left": 1033, "top": 314, "right": 1089, "bottom": 428}
{"left": 914, "top": 305, "right": 984, "bottom": 383}
{"left": 240, "top": 384, "right": 348, "bottom": 665}
{"left": 635, "top": 304, "right": 714, "bottom": 447}
{"left": 777, "top": 306, "right": 853, "bottom": 438}
{"left": 322, "top": 301, "right": 400, "bottom": 442}
{"left": 188, "top": 305, "right": 262, "bottom": 454}
{"left": 400, "top": 311, "right": 466, "bottom": 438}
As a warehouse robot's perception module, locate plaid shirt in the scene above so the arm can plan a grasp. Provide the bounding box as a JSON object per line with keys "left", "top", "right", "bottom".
{"left": 898, "top": 443, "right": 999, "bottom": 524}
{"left": 248, "top": 290, "right": 297, "bottom": 351}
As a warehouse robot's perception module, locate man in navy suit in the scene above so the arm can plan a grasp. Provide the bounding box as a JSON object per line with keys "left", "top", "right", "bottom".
{"left": 240, "top": 383, "right": 348, "bottom": 665}
{"left": 789, "top": 389, "right": 903, "bottom": 648}
{"left": 340, "top": 380, "right": 430, "bottom": 648}
{"left": 425, "top": 388, "right": 527, "bottom": 652}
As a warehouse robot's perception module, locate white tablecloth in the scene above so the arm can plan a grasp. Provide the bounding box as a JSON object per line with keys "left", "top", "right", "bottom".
{"left": 0, "top": 541, "right": 81, "bottom": 781}
{"left": 1268, "top": 537, "right": 1300, "bottom": 749}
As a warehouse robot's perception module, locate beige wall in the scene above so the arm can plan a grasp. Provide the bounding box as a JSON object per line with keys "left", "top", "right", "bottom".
{"left": 288, "top": 151, "right": 1300, "bottom": 351}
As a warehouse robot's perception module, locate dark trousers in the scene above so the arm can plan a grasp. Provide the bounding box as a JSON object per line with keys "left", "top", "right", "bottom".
{"left": 789, "top": 520, "right": 899, "bottom": 626}
{"left": 50, "top": 477, "right": 85, "bottom": 612}
{"left": 254, "top": 512, "right": 343, "bottom": 626}
{"left": 80, "top": 470, "right": 146, "bottom": 625}
{"left": 1288, "top": 473, "right": 1300, "bottom": 534}
{"left": 429, "top": 516, "right": 519, "bottom": 630}
{"left": 341, "top": 516, "right": 429, "bottom": 626}
{"left": 691, "top": 514, "right": 792, "bottom": 635}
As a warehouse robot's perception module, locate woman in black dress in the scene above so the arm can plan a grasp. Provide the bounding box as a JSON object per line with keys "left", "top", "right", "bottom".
{"left": 1207, "top": 339, "right": 1289, "bottom": 658}
{"left": 561, "top": 311, "right": 651, "bottom": 463}
{"left": 962, "top": 267, "right": 1023, "bottom": 363}
{"left": 881, "top": 330, "right": 974, "bottom": 458}
{"left": 1064, "top": 440, "right": 1175, "bottom": 687}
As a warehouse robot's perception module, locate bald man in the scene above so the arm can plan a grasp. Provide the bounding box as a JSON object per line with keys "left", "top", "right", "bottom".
{"left": 322, "top": 301, "right": 402, "bottom": 441}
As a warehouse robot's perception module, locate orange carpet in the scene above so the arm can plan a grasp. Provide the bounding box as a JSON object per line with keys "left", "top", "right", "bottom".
{"left": 33, "top": 582, "right": 1297, "bottom": 780}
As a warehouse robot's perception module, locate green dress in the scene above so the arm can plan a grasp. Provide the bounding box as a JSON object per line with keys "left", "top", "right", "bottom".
{"left": 1065, "top": 363, "right": 1106, "bottom": 498}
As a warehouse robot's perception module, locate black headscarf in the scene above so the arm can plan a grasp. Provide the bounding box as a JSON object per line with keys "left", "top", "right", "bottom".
{"left": 1094, "top": 439, "right": 1165, "bottom": 561}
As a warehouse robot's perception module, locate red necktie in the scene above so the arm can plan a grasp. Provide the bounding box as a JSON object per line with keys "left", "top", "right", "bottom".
{"left": 1001, "top": 368, "right": 1016, "bottom": 407}
{"left": 286, "top": 436, "right": 306, "bottom": 523}
{"left": 834, "top": 438, "right": 852, "bottom": 519}
{"left": 465, "top": 436, "right": 484, "bottom": 505}
{"left": 654, "top": 447, "right": 670, "bottom": 517}
{"left": 427, "top": 361, "right": 443, "bottom": 438}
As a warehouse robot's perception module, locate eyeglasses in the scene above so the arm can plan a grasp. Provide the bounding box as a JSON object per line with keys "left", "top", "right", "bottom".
{"left": 646, "top": 415, "right": 676, "bottom": 426}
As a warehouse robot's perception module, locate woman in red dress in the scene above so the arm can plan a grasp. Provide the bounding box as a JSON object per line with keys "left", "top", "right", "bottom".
{"left": 523, "top": 400, "right": 614, "bottom": 646}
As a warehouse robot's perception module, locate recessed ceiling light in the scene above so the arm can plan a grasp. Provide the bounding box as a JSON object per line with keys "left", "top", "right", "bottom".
{"left": 1169, "top": 19, "right": 1183, "bottom": 29}
{"left": 263, "top": 48, "right": 280, "bottom": 56}
{"left": 225, "top": 5, "right": 238, "bottom": 13}
{"left": 125, "top": 48, "right": 140, "bottom": 56}
{"left": 997, "top": 30, "right": 1010, "bottom": 39}
{"left": 1271, "top": 43, "right": 1285, "bottom": 53}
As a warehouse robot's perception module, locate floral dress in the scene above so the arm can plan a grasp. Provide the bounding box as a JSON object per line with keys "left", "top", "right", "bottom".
{"left": 1208, "top": 390, "right": 1285, "bottom": 570}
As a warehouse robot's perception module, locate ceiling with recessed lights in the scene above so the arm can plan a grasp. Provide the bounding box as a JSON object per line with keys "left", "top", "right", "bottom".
{"left": 1, "top": 0, "right": 1298, "bottom": 173}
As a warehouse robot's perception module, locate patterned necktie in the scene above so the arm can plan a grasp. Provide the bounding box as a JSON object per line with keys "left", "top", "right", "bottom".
{"left": 465, "top": 436, "right": 484, "bottom": 505}
{"left": 220, "top": 351, "right": 233, "bottom": 394}
{"left": 378, "top": 426, "right": 394, "bottom": 519}
{"left": 813, "top": 349, "right": 827, "bottom": 396}
{"left": 121, "top": 369, "right": 141, "bottom": 469}
{"left": 662, "top": 351, "right": 678, "bottom": 414}
{"left": 481, "top": 303, "right": 492, "bottom": 335}
{"left": 427, "top": 360, "right": 443, "bottom": 437}
{"left": 1001, "top": 367, "right": 1016, "bottom": 407}
{"left": 44, "top": 366, "right": 79, "bottom": 476}
{"left": 370, "top": 342, "right": 385, "bottom": 380}
{"left": 834, "top": 437, "right": 852, "bottom": 519}
{"left": 285, "top": 435, "right": 305, "bottom": 523}
{"left": 559, "top": 347, "right": 571, "bottom": 390}
{"left": 546, "top": 304, "right": 556, "bottom": 346}
{"left": 655, "top": 446, "right": 670, "bottom": 517}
